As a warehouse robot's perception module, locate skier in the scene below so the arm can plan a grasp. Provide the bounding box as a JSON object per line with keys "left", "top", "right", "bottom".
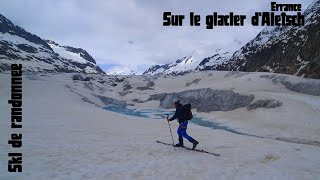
{"left": 167, "top": 98, "right": 199, "bottom": 149}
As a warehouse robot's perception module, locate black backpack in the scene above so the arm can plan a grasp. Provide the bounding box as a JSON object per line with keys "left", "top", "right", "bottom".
{"left": 182, "top": 104, "right": 193, "bottom": 120}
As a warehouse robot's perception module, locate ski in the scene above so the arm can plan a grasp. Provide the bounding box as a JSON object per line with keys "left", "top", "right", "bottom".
{"left": 156, "top": 140, "right": 220, "bottom": 156}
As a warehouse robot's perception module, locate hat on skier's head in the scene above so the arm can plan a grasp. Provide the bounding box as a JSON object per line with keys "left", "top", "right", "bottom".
{"left": 173, "top": 98, "right": 180, "bottom": 104}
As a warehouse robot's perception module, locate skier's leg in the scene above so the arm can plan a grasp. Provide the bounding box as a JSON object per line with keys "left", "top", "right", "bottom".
{"left": 179, "top": 121, "right": 194, "bottom": 142}
{"left": 181, "top": 129, "right": 194, "bottom": 142}
{"left": 181, "top": 121, "right": 199, "bottom": 149}
{"left": 176, "top": 126, "right": 184, "bottom": 146}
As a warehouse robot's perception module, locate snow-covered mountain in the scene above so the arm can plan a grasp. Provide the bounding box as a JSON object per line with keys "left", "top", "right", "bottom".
{"left": 143, "top": 47, "right": 234, "bottom": 76}
{"left": 105, "top": 67, "right": 137, "bottom": 75}
{"left": 0, "top": 13, "right": 105, "bottom": 74}
{"left": 144, "top": 0, "right": 320, "bottom": 79}
{"left": 225, "top": 0, "right": 320, "bottom": 79}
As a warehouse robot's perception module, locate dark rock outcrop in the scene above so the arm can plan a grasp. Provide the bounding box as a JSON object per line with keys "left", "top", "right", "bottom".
{"left": 147, "top": 88, "right": 254, "bottom": 112}
{"left": 143, "top": 1, "right": 320, "bottom": 79}
{"left": 93, "top": 94, "right": 127, "bottom": 107}
{"left": 260, "top": 74, "right": 320, "bottom": 96}
{"left": 247, "top": 99, "right": 282, "bottom": 110}
{"left": 224, "top": 0, "right": 320, "bottom": 79}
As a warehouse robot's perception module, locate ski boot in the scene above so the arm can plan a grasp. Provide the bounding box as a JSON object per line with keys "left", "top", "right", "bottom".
{"left": 175, "top": 137, "right": 184, "bottom": 147}
{"left": 192, "top": 140, "right": 199, "bottom": 149}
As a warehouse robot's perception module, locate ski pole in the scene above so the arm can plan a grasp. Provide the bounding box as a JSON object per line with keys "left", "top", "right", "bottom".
{"left": 166, "top": 114, "right": 175, "bottom": 147}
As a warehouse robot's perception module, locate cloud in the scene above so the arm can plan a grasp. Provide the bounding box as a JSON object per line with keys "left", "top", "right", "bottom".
{"left": 0, "top": 0, "right": 315, "bottom": 74}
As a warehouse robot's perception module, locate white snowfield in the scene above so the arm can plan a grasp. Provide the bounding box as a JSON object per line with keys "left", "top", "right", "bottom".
{"left": 48, "top": 42, "right": 93, "bottom": 65}
{"left": 146, "top": 46, "right": 235, "bottom": 76}
{"left": 0, "top": 32, "right": 102, "bottom": 74}
{"left": 0, "top": 71, "right": 320, "bottom": 180}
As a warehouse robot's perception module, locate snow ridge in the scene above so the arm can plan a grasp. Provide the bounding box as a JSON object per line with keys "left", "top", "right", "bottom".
{"left": 0, "top": 13, "right": 105, "bottom": 74}
{"left": 144, "top": 46, "right": 235, "bottom": 76}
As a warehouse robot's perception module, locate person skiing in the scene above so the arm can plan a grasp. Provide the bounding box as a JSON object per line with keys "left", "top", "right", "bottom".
{"left": 167, "top": 98, "right": 199, "bottom": 149}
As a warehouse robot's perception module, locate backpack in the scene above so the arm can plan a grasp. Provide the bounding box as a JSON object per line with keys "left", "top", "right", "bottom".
{"left": 182, "top": 104, "right": 193, "bottom": 120}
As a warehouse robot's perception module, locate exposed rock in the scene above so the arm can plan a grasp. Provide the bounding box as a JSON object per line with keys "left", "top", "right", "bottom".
{"left": 260, "top": 74, "right": 320, "bottom": 96}
{"left": 136, "top": 87, "right": 154, "bottom": 91}
{"left": 98, "top": 80, "right": 106, "bottom": 84}
{"left": 143, "top": 49, "right": 233, "bottom": 76}
{"left": 224, "top": 71, "right": 238, "bottom": 78}
{"left": 186, "top": 78, "right": 201, "bottom": 86}
{"left": 72, "top": 74, "right": 91, "bottom": 81}
{"left": 147, "top": 88, "right": 254, "bottom": 112}
{"left": 136, "top": 81, "right": 154, "bottom": 91}
{"left": 225, "top": 1, "right": 320, "bottom": 79}
{"left": 247, "top": 99, "right": 282, "bottom": 110}
{"left": 283, "top": 81, "right": 320, "bottom": 96}
{"left": 72, "top": 74, "right": 85, "bottom": 81}
{"left": 0, "top": 63, "right": 11, "bottom": 72}
{"left": 224, "top": 71, "right": 250, "bottom": 78}
{"left": 115, "top": 77, "right": 125, "bottom": 83}
{"left": 84, "top": 82, "right": 95, "bottom": 91}
{"left": 143, "top": 2, "right": 320, "bottom": 79}
{"left": 119, "top": 91, "right": 133, "bottom": 97}
{"left": 142, "top": 76, "right": 157, "bottom": 82}
{"left": 62, "top": 45, "right": 96, "bottom": 64}
{"left": 93, "top": 94, "right": 127, "bottom": 107}
{"left": 123, "top": 84, "right": 133, "bottom": 91}
{"left": 260, "top": 74, "right": 276, "bottom": 79}
{"left": 17, "top": 44, "right": 38, "bottom": 53}
{"left": 132, "top": 99, "right": 144, "bottom": 103}
{"left": 97, "top": 86, "right": 107, "bottom": 93}
{"left": 0, "top": 13, "right": 105, "bottom": 74}
{"left": 147, "top": 81, "right": 155, "bottom": 87}
{"left": 135, "top": 80, "right": 156, "bottom": 91}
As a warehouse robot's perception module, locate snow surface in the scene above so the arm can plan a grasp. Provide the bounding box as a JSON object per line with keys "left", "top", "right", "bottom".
{"left": 0, "top": 32, "right": 70, "bottom": 72}
{"left": 146, "top": 1, "right": 320, "bottom": 77}
{"left": 0, "top": 33, "right": 43, "bottom": 49}
{"left": 0, "top": 32, "right": 102, "bottom": 74}
{"left": 146, "top": 45, "right": 236, "bottom": 76}
{"left": 0, "top": 71, "right": 319, "bottom": 179}
{"left": 84, "top": 66, "right": 97, "bottom": 74}
{"left": 230, "top": 0, "right": 319, "bottom": 74}
{"left": 48, "top": 42, "right": 89, "bottom": 64}
{"left": 0, "top": 32, "right": 52, "bottom": 59}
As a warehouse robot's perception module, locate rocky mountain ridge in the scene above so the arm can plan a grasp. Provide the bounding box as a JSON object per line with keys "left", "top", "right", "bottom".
{"left": 0, "top": 13, "right": 105, "bottom": 74}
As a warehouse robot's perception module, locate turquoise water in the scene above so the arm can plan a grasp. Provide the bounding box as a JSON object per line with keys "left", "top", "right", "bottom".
{"left": 104, "top": 106, "right": 263, "bottom": 138}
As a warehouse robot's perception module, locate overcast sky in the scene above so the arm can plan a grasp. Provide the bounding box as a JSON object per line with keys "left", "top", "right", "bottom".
{"left": 0, "top": 0, "right": 314, "bottom": 74}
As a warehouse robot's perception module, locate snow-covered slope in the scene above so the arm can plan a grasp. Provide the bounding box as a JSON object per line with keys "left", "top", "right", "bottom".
{"left": 47, "top": 40, "right": 91, "bottom": 64}
{"left": 144, "top": 46, "right": 234, "bottom": 76}
{"left": 105, "top": 68, "right": 137, "bottom": 75}
{"left": 225, "top": 0, "right": 320, "bottom": 79}
{"left": 0, "top": 13, "right": 105, "bottom": 74}
{"left": 144, "top": 0, "right": 320, "bottom": 79}
{"left": 0, "top": 71, "right": 320, "bottom": 179}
